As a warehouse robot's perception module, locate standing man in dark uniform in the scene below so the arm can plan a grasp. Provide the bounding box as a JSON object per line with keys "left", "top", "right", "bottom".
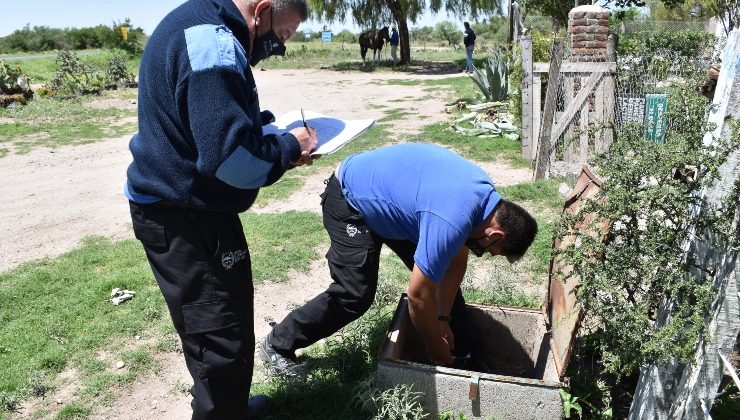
{"left": 463, "top": 21, "right": 476, "bottom": 73}
{"left": 260, "top": 143, "right": 537, "bottom": 376}
{"left": 125, "top": 0, "right": 316, "bottom": 418}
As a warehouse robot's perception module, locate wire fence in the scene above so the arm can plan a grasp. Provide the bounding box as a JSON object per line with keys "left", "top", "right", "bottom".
{"left": 545, "top": 45, "right": 715, "bottom": 173}
{"left": 524, "top": 14, "right": 565, "bottom": 36}
{"left": 611, "top": 20, "right": 711, "bottom": 35}
{"left": 520, "top": 15, "right": 720, "bottom": 174}
{"left": 613, "top": 49, "right": 713, "bottom": 135}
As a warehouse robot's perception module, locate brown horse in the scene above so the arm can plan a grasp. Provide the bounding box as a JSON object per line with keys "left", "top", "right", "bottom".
{"left": 359, "top": 26, "right": 390, "bottom": 65}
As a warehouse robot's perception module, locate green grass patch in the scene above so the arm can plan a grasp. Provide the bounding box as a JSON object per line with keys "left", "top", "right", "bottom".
{"left": 386, "top": 75, "right": 483, "bottom": 104}
{"left": 0, "top": 237, "right": 165, "bottom": 416}
{"left": 55, "top": 401, "right": 90, "bottom": 419}
{"left": 253, "top": 305, "right": 392, "bottom": 419}
{"left": 241, "top": 211, "right": 325, "bottom": 284}
{"left": 0, "top": 92, "right": 137, "bottom": 154}
{"left": 462, "top": 275, "right": 542, "bottom": 309}
{"left": 4, "top": 49, "right": 140, "bottom": 85}
{"left": 409, "top": 121, "right": 528, "bottom": 166}
{"left": 498, "top": 178, "right": 564, "bottom": 215}
{"left": 4, "top": 57, "right": 57, "bottom": 84}
{"left": 377, "top": 108, "right": 411, "bottom": 122}
{"left": 251, "top": 39, "right": 478, "bottom": 74}
{"left": 0, "top": 211, "right": 328, "bottom": 417}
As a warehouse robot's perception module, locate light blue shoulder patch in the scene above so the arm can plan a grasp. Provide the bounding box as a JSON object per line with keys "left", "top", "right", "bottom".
{"left": 185, "top": 24, "right": 242, "bottom": 72}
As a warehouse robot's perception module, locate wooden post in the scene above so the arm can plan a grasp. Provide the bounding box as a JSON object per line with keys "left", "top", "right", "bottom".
{"left": 598, "top": 33, "right": 618, "bottom": 152}
{"left": 562, "top": 73, "right": 576, "bottom": 162}
{"left": 520, "top": 35, "right": 534, "bottom": 163}
{"left": 534, "top": 38, "right": 563, "bottom": 180}
{"left": 533, "top": 76, "right": 542, "bottom": 162}
{"left": 578, "top": 88, "right": 589, "bottom": 164}
{"left": 629, "top": 29, "right": 740, "bottom": 420}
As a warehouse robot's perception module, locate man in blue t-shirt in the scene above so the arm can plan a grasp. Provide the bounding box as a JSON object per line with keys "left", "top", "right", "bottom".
{"left": 260, "top": 143, "right": 538, "bottom": 376}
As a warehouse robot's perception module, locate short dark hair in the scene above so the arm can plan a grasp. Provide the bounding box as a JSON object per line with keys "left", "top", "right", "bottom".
{"left": 272, "top": 0, "right": 309, "bottom": 21}
{"left": 494, "top": 199, "right": 538, "bottom": 259}
{"left": 464, "top": 22, "right": 470, "bottom": 28}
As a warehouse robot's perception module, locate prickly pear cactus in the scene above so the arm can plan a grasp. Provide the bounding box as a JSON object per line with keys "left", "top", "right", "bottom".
{"left": 0, "top": 60, "right": 33, "bottom": 107}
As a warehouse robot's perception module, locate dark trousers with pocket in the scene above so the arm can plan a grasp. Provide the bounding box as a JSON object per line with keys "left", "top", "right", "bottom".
{"left": 130, "top": 201, "right": 255, "bottom": 420}
{"left": 269, "top": 174, "right": 468, "bottom": 356}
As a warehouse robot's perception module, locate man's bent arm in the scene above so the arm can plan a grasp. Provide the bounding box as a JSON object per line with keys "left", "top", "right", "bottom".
{"left": 436, "top": 247, "right": 468, "bottom": 318}
{"left": 407, "top": 265, "right": 454, "bottom": 365}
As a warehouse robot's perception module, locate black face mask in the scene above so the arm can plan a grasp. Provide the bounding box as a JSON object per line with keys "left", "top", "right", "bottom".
{"left": 465, "top": 236, "right": 500, "bottom": 258}
{"left": 250, "top": 8, "right": 286, "bottom": 66}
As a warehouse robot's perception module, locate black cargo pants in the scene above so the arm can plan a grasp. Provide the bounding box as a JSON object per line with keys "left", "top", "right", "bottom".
{"left": 129, "top": 201, "right": 254, "bottom": 420}
{"left": 269, "top": 174, "right": 468, "bottom": 356}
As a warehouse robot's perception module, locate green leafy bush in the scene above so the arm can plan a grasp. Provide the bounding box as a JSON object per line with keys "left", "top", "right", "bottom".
{"left": 556, "top": 78, "right": 739, "bottom": 377}
{"left": 105, "top": 55, "right": 136, "bottom": 86}
{"left": 617, "top": 29, "right": 715, "bottom": 59}
{"left": 43, "top": 50, "right": 106, "bottom": 97}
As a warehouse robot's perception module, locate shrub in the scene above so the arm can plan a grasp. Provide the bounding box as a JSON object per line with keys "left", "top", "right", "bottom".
{"left": 556, "top": 77, "right": 740, "bottom": 377}
{"left": 617, "top": 28, "right": 715, "bottom": 59}
{"left": 43, "top": 50, "right": 106, "bottom": 97}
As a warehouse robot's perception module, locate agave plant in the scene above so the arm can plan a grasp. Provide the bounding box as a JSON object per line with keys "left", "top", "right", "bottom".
{"left": 469, "top": 51, "right": 509, "bottom": 102}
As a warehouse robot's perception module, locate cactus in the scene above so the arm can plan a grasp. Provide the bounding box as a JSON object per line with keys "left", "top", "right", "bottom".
{"left": 0, "top": 60, "right": 33, "bottom": 107}
{"left": 468, "top": 51, "right": 509, "bottom": 102}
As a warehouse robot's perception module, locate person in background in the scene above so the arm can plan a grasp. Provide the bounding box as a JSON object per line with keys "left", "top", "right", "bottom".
{"left": 259, "top": 143, "right": 538, "bottom": 377}
{"left": 124, "top": 0, "right": 317, "bottom": 418}
{"left": 390, "top": 26, "right": 399, "bottom": 66}
{"left": 463, "top": 21, "right": 476, "bottom": 73}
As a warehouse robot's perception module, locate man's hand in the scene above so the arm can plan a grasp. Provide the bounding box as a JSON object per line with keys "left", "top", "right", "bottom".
{"left": 407, "top": 265, "right": 454, "bottom": 366}
{"left": 426, "top": 335, "right": 454, "bottom": 366}
{"left": 439, "top": 319, "right": 455, "bottom": 352}
{"left": 290, "top": 126, "right": 318, "bottom": 166}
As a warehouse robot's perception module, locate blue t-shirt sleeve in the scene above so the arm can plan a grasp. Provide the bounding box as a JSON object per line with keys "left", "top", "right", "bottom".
{"left": 414, "top": 212, "right": 468, "bottom": 283}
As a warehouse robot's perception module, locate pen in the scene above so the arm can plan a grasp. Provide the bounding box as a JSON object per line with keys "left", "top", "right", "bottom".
{"left": 301, "top": 108, "right": 308, "bottom": 130}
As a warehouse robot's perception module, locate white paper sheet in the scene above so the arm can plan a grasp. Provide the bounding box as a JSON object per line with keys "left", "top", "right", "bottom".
{"left": 262, "top": 110, "right": 375, "bottom": 155}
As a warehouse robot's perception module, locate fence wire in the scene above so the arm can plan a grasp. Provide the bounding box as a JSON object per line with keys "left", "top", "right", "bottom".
{"left": 612, "top": 20, "right": 711, "bottom": 35}
{"left": 614, "top": 49, "right": 714, "bottom": 135}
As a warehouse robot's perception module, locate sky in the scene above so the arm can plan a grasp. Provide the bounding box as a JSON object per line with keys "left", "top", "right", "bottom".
{"left": 0, "top": 0, "right": 462, "bottom": 37}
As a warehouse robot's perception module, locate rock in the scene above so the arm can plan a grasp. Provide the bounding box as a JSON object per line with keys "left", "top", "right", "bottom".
{"left": 559, "top": 183, "right": 572, "bottom": 198}
{"left": 116, "top": 361, "right": 125, "bottom": 369}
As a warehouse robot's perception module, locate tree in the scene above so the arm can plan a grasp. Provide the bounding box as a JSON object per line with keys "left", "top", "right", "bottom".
{"left": 434, "top": 21, "right": 462, "bottom": 48}
{"left": 307, "top": 0, "right": 505, "bottom": 65}
{"left": 519, "top": 0, "right": 571, "bottom": 28}
{"left": 523, "top": 0, "right": 737, "bottom": 32}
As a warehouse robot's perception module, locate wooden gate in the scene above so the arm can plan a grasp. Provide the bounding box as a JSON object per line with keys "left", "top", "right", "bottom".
{"left": 520, "top": 35, "right": 617, "bottom": 177}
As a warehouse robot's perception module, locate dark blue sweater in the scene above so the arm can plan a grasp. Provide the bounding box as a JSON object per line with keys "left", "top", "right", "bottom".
{"left": 126, "top": 0, "right": 301, "bottom": 213}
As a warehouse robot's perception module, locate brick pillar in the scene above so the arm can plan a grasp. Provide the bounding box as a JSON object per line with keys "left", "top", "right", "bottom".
{"left": 568, "top": 5, "right": 611, "bottom": 62}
